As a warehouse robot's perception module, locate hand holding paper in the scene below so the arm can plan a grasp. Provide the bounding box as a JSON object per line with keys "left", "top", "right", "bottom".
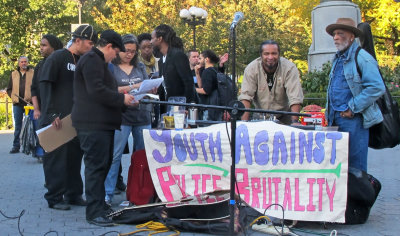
{"left": 129, "top": 78, "right": 163, "bottom": 102}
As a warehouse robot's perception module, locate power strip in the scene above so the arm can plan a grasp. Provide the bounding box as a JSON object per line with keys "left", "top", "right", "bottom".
{"left": 251, "top": 224, "right": 291, "bottom": 235}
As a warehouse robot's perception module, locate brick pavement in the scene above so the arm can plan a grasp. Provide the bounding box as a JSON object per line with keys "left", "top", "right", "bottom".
{"left": 0, "top": 130, "right": 399, "bottom": 236}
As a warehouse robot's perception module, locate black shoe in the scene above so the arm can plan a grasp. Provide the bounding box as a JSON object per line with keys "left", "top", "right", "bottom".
{"left": 105, "top": 206, "right": 115, "bottom": 216}
{"left": 87, "top": 216, "right": 114, "bottom": 227}
{"left": 114, "top": 189, "right": 121, "bottom": 195}
{"left": 116, "top": 178, "right": 126, "bottom": 192}
{"left": 9, "top": 147, "right": 19, "bottom": 154}
{"left": 49, "top": 202, "right": 71, "bottom": 210}
{"left": 65, "top": 196, "right": 87, "bottom": 206}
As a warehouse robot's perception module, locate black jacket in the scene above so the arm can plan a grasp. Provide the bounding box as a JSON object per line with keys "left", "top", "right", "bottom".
{"left": 158, "top": 47, "right": 196, "bottom": 103}
{"left": 39, "top": 49, "right": 77, "bottom": 127}
{"left": 72, "top": 47, "right": 125, "bottom": 130}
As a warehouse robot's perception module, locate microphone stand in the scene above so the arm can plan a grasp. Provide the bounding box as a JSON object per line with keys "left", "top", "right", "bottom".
{"left": 140, "top": 99, "right": 310, "bottom": 235}
{"left": 229, "top": 21, "right": 238, "bottom": 236}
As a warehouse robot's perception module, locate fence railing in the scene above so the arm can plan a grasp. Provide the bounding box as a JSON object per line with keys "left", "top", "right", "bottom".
{"left": 1, "top": 96, "right": 399, "bottom": 130}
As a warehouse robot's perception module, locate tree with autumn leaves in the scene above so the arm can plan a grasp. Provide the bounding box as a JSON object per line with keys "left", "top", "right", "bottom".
{"left": 0, "top": 0, "right": 399, "bottom": 88}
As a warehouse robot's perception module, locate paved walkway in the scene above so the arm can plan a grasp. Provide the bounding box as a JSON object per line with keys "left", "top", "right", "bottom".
{"left": 0, "top": 130, "right": 399, "bottom": 236}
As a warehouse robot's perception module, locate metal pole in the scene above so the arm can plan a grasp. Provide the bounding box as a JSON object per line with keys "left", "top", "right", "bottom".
{"left": 231, "top": 27, "right": 237, "bottom": 96}
{"left": 78, "top": 2, "right": 82, "bottom": 24}
{"left": 192, "top": 24, "right": 196, "bottom": 50}
{"left": 5, "top": 97, "right": 9, "bottom": 128}
{"left": 229, "top": 116, "right": 237, "bottom": 236}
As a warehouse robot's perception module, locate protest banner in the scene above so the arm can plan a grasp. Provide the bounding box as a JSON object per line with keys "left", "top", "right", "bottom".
{"left": 143, "top": 121, "right": 348, "bottom": 222}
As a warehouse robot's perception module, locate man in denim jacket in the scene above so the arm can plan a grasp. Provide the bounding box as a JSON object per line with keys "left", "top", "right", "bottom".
{"left": 325, "top": 18, "right": 385, "bottom": 172}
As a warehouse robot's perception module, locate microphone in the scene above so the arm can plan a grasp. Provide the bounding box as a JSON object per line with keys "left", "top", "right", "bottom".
{"left": 230, "top": 12, "right": 244, "bottom": 29}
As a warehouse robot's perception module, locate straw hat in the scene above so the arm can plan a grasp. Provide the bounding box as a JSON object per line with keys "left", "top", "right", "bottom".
{"left": 326, "top": 18, "right": 362, "bottom": 37}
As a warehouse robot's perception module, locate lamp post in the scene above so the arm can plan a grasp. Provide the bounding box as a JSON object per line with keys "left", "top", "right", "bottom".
{"left": 179, "top": 7, "right": 208, "bottom": 50}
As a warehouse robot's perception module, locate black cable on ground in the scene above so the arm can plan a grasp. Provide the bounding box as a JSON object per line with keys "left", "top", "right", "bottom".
{"left": 99, "top": 231, "right": 121, "bottom": 236}
{"left": 43, "top": 231, "right": 59, "bottom": 236}
{"left": 0, "top": 209, "right": 25, "bottom": 236}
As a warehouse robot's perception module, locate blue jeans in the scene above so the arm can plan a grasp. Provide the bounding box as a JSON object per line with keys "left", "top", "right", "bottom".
{"left": 332, "top": 111, "right": 369, "bottom": 171}
{"left": 12, "top": 105, "right": 24, "bottom": 148}
{"left": 104, "top": 124, "right": 151, "bottom": 202}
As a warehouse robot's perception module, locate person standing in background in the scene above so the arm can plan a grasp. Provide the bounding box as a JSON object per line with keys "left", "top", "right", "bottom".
{"left": 151, "top": 24, "right": 196, "bottom": 104}
{"left": 30, "top": 34, "right": 63, "bottom": 161}
{"left": 138, "top": 33, "right": 159, "bottom": 77}
{"left": 7, "top": 56, "right": 34, "bottom": 154}
{"left": 31, "top": 35, "right": 63, "bottom": 121}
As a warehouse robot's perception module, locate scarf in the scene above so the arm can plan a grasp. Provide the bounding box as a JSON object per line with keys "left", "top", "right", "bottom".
{"left": 139, "top": 53, "right": 156, "bottom": 75}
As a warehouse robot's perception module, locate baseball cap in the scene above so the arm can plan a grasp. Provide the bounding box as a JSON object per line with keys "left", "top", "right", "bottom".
{"left": 100, "top": 30, "right": 126, "bottom": 52}
{"left": 71, "top": 25, "right": 98, "bottom": 43}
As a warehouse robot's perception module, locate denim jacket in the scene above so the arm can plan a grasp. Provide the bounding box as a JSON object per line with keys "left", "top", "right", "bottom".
{"left": 326, "top": 41, "right": 385, "bottom": 129}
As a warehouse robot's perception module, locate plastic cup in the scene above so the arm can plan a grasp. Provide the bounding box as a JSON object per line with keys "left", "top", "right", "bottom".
{"left": 174, "top": 113, "right": 185, "bottom": 130}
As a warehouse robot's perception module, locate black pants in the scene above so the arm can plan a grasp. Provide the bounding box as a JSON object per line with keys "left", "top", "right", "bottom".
{"left": 43, "top": 137, "right": 84, "bottom": 205}
{"left": 77, "top": 129, "right": 114, "bottom": 220}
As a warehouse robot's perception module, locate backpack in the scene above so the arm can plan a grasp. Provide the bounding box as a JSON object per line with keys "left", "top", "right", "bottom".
{"left": 355, "top": 47, "right": 400, "bottom": 149}
{"left": 206, "top": 68, "right": 235, "bottom": 121}
{"left": 213, "top": 68, "right": 235, "bottom": 107}
{"left": 126, "top": 149, "right": 157, "bottom": 205}
{"left": 345, "top": 168, "right": 381, "bottom": 224}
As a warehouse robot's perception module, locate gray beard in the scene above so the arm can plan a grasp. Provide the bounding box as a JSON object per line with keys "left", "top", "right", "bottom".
{"left": 336, "top": 40, "right": 351, "bottom": 52}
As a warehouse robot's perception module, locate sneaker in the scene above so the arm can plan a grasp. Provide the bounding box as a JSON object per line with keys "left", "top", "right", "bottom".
{"left": 9, "top": 147, "right": 19, "bottom": 154}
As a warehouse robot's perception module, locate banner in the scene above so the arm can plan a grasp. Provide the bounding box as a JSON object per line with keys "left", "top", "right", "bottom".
{"left": 143, "top": 121, "right": 348, "bottom": 222}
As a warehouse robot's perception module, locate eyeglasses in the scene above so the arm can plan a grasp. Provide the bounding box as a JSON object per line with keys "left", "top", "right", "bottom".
{"left": 125, "top": 50, "right": 136, "bottom": 55}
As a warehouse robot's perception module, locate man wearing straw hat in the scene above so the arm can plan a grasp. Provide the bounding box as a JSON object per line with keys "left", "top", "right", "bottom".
{"left": 325, "top": 18, "right": 385, "bottom": 172}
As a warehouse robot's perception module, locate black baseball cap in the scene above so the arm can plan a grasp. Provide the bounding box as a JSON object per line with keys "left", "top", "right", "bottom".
{"left": 71, "top": 25, "right": 98, "bottom": 43}
{"left": 100, "top": 30, "right": 126, "bottom": 52}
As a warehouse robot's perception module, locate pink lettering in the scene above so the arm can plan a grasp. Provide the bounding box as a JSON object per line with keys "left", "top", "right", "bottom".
{"left": 173, "top": 174, "right": 187, "bottom": 197}
{"left": 272, "top": 177, "right": 281, "bottom": 210}
{"left": 283, "top": 178, "right": 292, "bottom": 210}
{"left": 212, "top": 175, "right": 221, "bottom": 191}
{"left": 235, "top": 169, "right": 250, "bottom": 203}
{"left": 156, "top": 166, "right": 176, "bottom": 201}
{"left": 326, "top": 179, "right": 336, "bottom": 211}
{"left": 294, "top": 178, "right": 305, "bottom": 211}
{"left": 251, "top": 177, "right": 261, "bottom": 208}
{"left": 192, "top": 174, "right": 201, "bottom": 196}
{"left": 307, "top": 178, "right": 316, "bottom": 211}
{"left": 201, "top": 174, "right": 211, "bottom": 193}
{"left": 263, "top": 178, "right": 272, "bottom": 209}
{"left": 317, "top": 178, "right": 325, "bottom": 211}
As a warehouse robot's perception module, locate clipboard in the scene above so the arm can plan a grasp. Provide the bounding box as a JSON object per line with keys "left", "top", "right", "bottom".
{"left": 36, "top": 114, "right": 77, "bottom": 153}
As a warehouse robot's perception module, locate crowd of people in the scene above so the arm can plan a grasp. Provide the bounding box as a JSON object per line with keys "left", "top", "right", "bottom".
{"left": 6, "top": 18, "right": 385, "bottom": 226}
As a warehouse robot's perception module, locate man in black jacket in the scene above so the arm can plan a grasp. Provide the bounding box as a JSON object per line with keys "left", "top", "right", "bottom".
{"left": 151, "top": 24, "right": 196, "bottom": 104}
{"left": 72, "top": 30, "right": 134, "bottom": 227}
{"left": 39, "top": 25, "right": 98, "bottom": 211}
